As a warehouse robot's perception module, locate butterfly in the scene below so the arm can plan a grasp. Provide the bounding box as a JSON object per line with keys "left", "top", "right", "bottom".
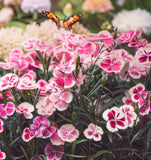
{"left": 42, "top": 11, "right": 82, "bottom": 30}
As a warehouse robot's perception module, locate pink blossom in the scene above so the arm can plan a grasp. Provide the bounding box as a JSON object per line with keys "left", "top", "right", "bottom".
{"left": 82, "top": 0, "right": 114, "bottom": 13}
{"left": 116, "top": 30, "right": 136, "bottom": 44}
{"left": 0, "top": 102, "right": 15, "bottom": 119}
{"left": 16, "top": 77, "right": 38, "bottom": 90}
{"left": 75, "top": 69, "right": 86, "bottom": 87}
{"left": 53, "top": 45, "right": 73, "bottom": 63}
{"left": 120, "top": 105, "right": 137, "bottom": 127}
{"left": 128, "top": 60, "right": 150, "bottom": 79}
{"left": 58, "top": 124, "right": 79, "bottom": 142}
{"left": 128, "top": 39, "right": 148, "bottom": 49}
{"left": 110, "top": 49, "right": 133, "bottom": 61}
{"left": 16, "top": 102, "right": 34, "bottom": 119}
{"left": 6, "top": 49, "right": 34, "bottom": 71}
{"left": 76, "top": 42, "right": 97, "bottom": 56}
{"left": 49, "top": 88, "right": 73, "bottom": 111}
{"left": 34, "top": 156, "right": 43, "bottom": 160}
{"left": 0, "top": 90, "right": 13, "bottom": 100}
{"left": 50, "top": 132, "right": 65, "bottom": 146}
{"left": 21, "top": 70, "right": 37, "bottom": 80}
{"left": 135, "top": 43, "right": 151, "bottom": 63}
{"left": 22, "top": 38, "right": 47, "bottom": 52}
{"left": 44, "top": 143, "right": 64, "bottom": 160}
{"left": 90, "top": 30, "right": 114, "bottom": 50}
{"left": 54, "top": 33, "right": 86, "bottom": 46}
{"left": 27, "top": 52, "right": 43, "bottom": 69}
{"left": 3, "top": 0, "right": 22, "bottom": 5}
{"left": 138, "top": 91, "right": 150, "bottom": 116}
{"left": 0, "top": 149, "right": 6, "bottom": 160}
{"left": 122, "top": 91, "right": 136, "bottom": 107}
{"left": 128, "top": 29, "right": 148, "bottom": 49}
{"left": 0, "top": 119, "right": 4, "bottom": 133}
{"left": 46, "top": 78, "right": 59, "bottom": 93}
{"left": 0, "top": 7, "right": 14, "bottom": 25}
{"left": 56, "top": 58, "right": 76, "bottom": 74}
{"left": 99, "top": 54, "right": 124, "bottom": 73}
{"left": 53, "top": 70, "right": 76, "bottom": 88}
{"left": 37, "top": 80, "right": 48, "bottom": 96}
{"left": 0, "top": 73, "right": 19, "bottom": 91}
{"left": 30, "top": 116, "right": 56, "bottom": 138}
{"left": 103, "top": 107, "right": 128, "bottom": 132}
{"left": 22, "top": 127, "right": 35, "bottom": 142}
{"left": 83, "top": 123, "right": 103, "bottom": 141}
{"left": 36, "top": 96, "right": 56, "bottom": 116}
{"left": 129, "top": 83, "right": 145, "bottom": 102}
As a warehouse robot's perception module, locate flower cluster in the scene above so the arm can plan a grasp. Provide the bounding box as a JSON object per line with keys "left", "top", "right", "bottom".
{"left": 112, "top": 8, "right": 151, "bottom": 35}
{"left": 0, "top": 27, "right": 150, "bottom": 159}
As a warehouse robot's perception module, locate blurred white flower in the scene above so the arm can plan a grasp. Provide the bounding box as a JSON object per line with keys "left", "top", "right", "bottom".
{"left": 112, "top": 8, "right": 151, "bottom": 35}
{"left": 21, "top": 0, "right": 51, "bottom": 13}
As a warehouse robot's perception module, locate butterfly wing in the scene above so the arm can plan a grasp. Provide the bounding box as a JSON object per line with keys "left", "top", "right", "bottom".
{"left": 63, "top": 14, "right": 82, "bottom": 30}
{"left": 42, "top": 11, "right": 61, "bottom": 29}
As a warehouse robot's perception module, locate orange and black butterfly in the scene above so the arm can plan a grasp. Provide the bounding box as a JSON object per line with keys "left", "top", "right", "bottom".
{"left": 42, "top": 11, "right": 82, "bottom": 30}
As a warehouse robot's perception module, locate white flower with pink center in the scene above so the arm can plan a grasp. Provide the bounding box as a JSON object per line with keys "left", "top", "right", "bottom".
{"left": 46, "top": 78, "right": 59, "bottom": 93}
{"left": 135, "top": 43, "right": 151, "bottom": 63}
{"left": 21, "top": 70, "right": 37, "bottom": 80}
{"left": 56, "top": 59, "right": 76, "bottom": 74}
{"left": 0, "top": 119, "right": 4, "bottom": 133}
{"left": 120, "top": 105, "right": 137, "bottom": 127}
{"left": 129, "top": 83, "right": 145, "bottom": 102}
{"left": 122, "top": 91, "right": 136, "bottom": 107}
{"left": 16, "top": 102, "right": 34, "bottom": 119}
{"left": 58, "top": 124, "right": 79, "bottom": 142}
{"left": 44, "top": 143, "right": 64, "bottom": 160}
{"left": 0, "top": 73, "right": 19, "bottom": 91}
{"left": 36, "top": 96, "right": 56, "bottom": 116}
{"left": 103, "top": 107, "right": 128, "bottom": 132}
{"left": 0, "top": 102, "right": 15, "bottom": 119}
{"left": 83, "top": 123, "right": 103, "bottom": 141}
{"left": 138, "top": 91, "right": 150, "bottom": 116}
{"left": 0, "top": 149, "right": 6, "bottom": 160}
{"left": 22, "top": 127, "right": 35, "bottom": 142}
{"left": 116, "top": 30, "right": 136, "bottom": 44}
{"left": 128, "top": 60, "right": 150, "bottom": 79}
{"left": 53, "top": 70, "right": 76, "bottom": 88}
{"left": 50, "top": 132, "right": 65, "bottom": 146}
{"left": 16, "top": 77, "right": 38, "bottom": 90}
{"left": 49, "top": 88, "right": 73, "bottom": 111}
{"left": 30, "top": 116, "right": 56, "bottom": 138}
{"left": 89, "top": 30, "right": 115, "bottom": 50}
{"left": 22, "top": 38, "right": 47, "bottom": 51}
{"left": 99, "top": 54, "right": 124, "bottom": 73}
{"left": 6, "top": 49, "right": 34, "bottom": 71}
{"left": 37, "top": 80, "right": 48, "bottom": 96}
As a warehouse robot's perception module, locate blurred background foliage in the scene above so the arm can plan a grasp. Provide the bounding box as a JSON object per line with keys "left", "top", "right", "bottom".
{"left": 0, "top": 0, "right": 151, "bottom": 35}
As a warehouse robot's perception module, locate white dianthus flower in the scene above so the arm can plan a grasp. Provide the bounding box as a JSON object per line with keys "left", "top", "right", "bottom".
{"left": 112, "top": 8, "right": 151, "bottom": 35}
{"left": 21, "top": 0, "right": 51, "bottom": 13}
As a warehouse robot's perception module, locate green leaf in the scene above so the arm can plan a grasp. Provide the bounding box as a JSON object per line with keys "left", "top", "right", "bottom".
{"left": 46, "top": 56, "right": 51, "bottom": 71}
{"left": 130, "top": 126, "right": 149, "bottom": 147}
{"left": 9, "top": 137, "right": 20, "bottom": 147}
{"left": 90, "top": 150, "right": 115, "bottom": 159}
{"left": 76, "top": 139, "right": 88, "bottom": 144}
{"left": 4, "top": 21, "right": 26, "bottom": 30}
{"left": 20, "top": 145, "right": 29, "bottom": 160}
{"left": 65, "top": 154, "right": 87, "bottom": 158}
{"left": 146, "top": 125, "right": 151, "bottom": 151}
{"left": 57, "top": 113, "right": 73, "bottom": 123}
